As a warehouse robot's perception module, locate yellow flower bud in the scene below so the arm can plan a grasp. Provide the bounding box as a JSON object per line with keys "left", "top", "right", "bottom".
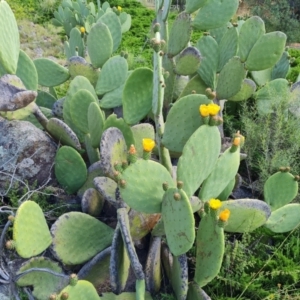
{"left": 129, "top": 144, "right": 137, "bottom": 155}
{"left": 232, "top": 137, "right": 241, "bottom": 146}
{"left": 80, "top": 27, "right": 85, "bottom": 34}
{"left": 142, "top": 139, "right": 155, "bottom": 152}
{"left": 219, "top": 209, "right": 230, "bottom": 222}
{"left": 209, "top": 198, "right": 222, "bottom": 210}
{"left": 207, "top": 103, "right": 220, "bottom": 116}
{"left": 199, "top": 104, "right": 210, "bottom": 117}
{"left": 117, "top": 5, "right": 122, "bottom": 11}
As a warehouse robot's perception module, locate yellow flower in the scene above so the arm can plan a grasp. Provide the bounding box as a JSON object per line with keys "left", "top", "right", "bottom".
{"left": 219, "top": 209, "right": 230, "bottom": 222}
{"left": 143, "top": 139, "right": 155, "bottom": 152}
{"left": 207, "top": 103, "right": 220, "bottom": 116}
{"left": 232, "top": 137, "right": 241, "bottom": 146}
{"left": 209, "top": 198, "right": 222, "bottom": 210}
{"left": 80, "top": 27, "right": 85, "bottom": 34}
{"left": 199, "top": 104, "right": 210, "bottom": 117}
{"left": 117, "top": 5, "right": 122, "bottom": 11}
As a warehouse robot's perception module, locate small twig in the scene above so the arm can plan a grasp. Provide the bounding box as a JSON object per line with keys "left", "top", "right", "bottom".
{"left": 23, "top": 287, "right": 35, "bottom": 300}
{"left": 0, "top": 220, "right": 12, "bottom": 258}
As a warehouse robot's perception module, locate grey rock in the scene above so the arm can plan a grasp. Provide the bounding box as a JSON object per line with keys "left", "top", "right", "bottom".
{"left": 0, "top": 117, "right": 57, "bottom": 195}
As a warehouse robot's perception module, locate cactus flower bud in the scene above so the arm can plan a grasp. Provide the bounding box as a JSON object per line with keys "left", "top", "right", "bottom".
{"left": 174, "top": 192, "right": 181, "bottom": 201}
{"left": 5, "top": 240, "right": 15, "bottom": 250}
{"left": 219, "top": 209, "right": 230, "bottom": 222}
{"left": 153, "top": 22, "right": 161, "bottom": 33}
{"left": 80, "top": 27, "right": 85, "bottom": 34}
{"left": 232, "top": 137, "right": 241, "bottom": 146}
{"left": 143, "top": 139, "right": 155, "bottom": 152}
{"left": 177, "top": 181, "right": 184, "bottom": 189}
{"left": 69, "top": 274, "right": 78, "bottom": 286}
{"left": 209, "top": 198, "right": 222, "bottom": 210}
{"left": 128, "top": 144, "right": 137, "bottom": 163}
{"left": 49, "top": 294, "right": 57, "bottom": 300}
{"left": 61, "top": 292, "right": 69, "bottom": 300}
{"left": 8, "top": 215, "right": 15, "bottom": 222}
{"left": 117, "top": 5, "right": 122, "bottom": 11}
{"left": 162, "top": 182, "right": 169, "bottom": 191}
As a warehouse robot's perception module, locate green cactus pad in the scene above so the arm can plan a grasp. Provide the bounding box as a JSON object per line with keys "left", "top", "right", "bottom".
{"left": 238, "top": 16, "right": 265, "bottom": 62}
{"left": 168, "top": 12, "right": 191, "bottom": 57}
{"left": 187, "top": 282, "right": 211, "bottom": 300}
{"left": 171, "top": 254, "right": 189, "bottom": 300}
{"left": 175, "top": 47, "right": 202, "bottom": 76}
{"left": 79, "top": 247, "right": 111, "bottom": 289}
{"left": 228, "top": 78, "right": 256, "bottom": 102}
{"left": 87, "top": 22, "right": 113, "bottom": 68}
{"left": 173, "top": 76, "right": 189, "bottom": 100}
{"left": 81, "top": 188, "right": 104, "bottom": 217}
{"left": 264, "top": 204, "right": 300, "bottom": 233}
{"left": 100, "top": 127, "right": 127, "bottom": 177}
{"left": 68, "top": 56, "right": 99, "bottom": 86}
{"left": 77, "top": 166, "right": 105, "bottom": 198}
{"left": 46, "top": 118, "right": 81, "bottom": 150}
{"left": 13, "top": 200, "right": 52, "bottom": 258}
{"left": 54, "top": 146, "right": 87, "bottom": 194}
{"left": 145, "top": 237, "right": 161, "bottom": 294}
{"left": 129, "top": 210, "right": 160, "bottom": 242}
{"left": 216, "top": 56, "right": 246, "bottom": 100}
{"left": 199, "top": 146, "right": 240, "bottom": 202}
{"left": 93, "top": 176, "right": 118, "bottom": 206}
{"left": 69, "top": 89, "right": 97, "bottom": 134}
{"left": 69, "top": 27, "right": 84, "bottom": 57}
{"left": 162, "top": 94, "right": 211, "bottom": 153}
{"left": 196, "top": 35, "right": 219, "bottom": 89}
{"left": 251, "top": 68, "right": 272, "bottom": 86}
{"left": 110, "top": 225, "right": 130, "bottom": 294}
{"left": 36, "top": 90, "right": 57, "bottom": 109}
{"left": 88, "top": 102, "right": 105, "bottom": 148}
{"left": 63, "top": 75, "right": 97, "bottom": 141}
{"left": 162, "top": 188, "right": 195, "bottom": 256}
{"left": 120, "top": 159, "right": 175, "bottom": 213}
{"left": 179, "top": 74, "right": 208, "bottom": 99}
{"left": 98, "top": 11, "right": 122, "bottom": 52}
{"left": 192, "top": 0, "right": 239, "bottom": 30}
{"left": 0, "top": 0, "right": 20, "bottom": 74}
{"left": 96, "top": 56, "right": 128, "bottom": 95}
{"left": 218, "top": 27, "right": 238, "bottom": 72}
{"left": 57, "top": 280, "right": 100, "bottom": 300}
{"left": 271, "top": 50, "right": 290, "bottom": 80}
{"left": 100, "top": 84, "right": 124, "bottom": 108}
{"left": 185, "top": 0, "right": 209, "bottom": 14}
{"left": 221, "top": 199, "right": 271, "bottom": 232}
{"left": 217, "top": 177, "right": 235, "bottom": 200}
{"left": 254, "top": 78, "right": 290, "bottom": 115}
{"left": 103, "top": 114, "right": 135, "bottom": 149}
{"left": 209, "top": 23, "right": 232, "bottom": 44}
{"left": 51, "top": 212, "right": 114, "bottom": 265}
{"left": 131, "top": 123, "right": 155, "bottom": 157}
{"left": 245, "top": 32, "right": 287, "bottom": 71}
{"left": 177, "top": 125, "right": 221, "bottom": 199}
{"left": 264, "top": 171, "right": 298, "bottom": 211}
{"left": 16, "top": 50, "right": 38, "bottom": 91}
{"left": 123, "top": 68, "right": 153, "bottom": 125}
{"left": 85, "top": 133, "right": 101, "bottom": 164}
{"left": 16, "top": 257, "right": 68, "bottom": 300}
{"left": 34, "top": 58, "right": 70, "bottom": 87}
{"left": 195, "top": 212, "right": 224, "bottom": 287}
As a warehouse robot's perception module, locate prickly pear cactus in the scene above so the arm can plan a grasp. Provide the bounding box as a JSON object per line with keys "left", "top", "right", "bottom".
{"left": 12, "top": 200, "right": 52, "bottom": 258}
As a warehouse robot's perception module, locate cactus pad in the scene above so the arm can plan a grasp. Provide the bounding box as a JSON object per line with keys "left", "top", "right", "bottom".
{"left": 51, "top": 212, "right": 114, "bottom": 265}
{"left": 13, "top": 200, "right": 52, "bottom": 258}
{"left": 162, "top": 188, "right": 195, "bottom": 256}
{"left": 162, "top": 94, "right": 211, "bottom": 153}
{"left": 0, "top": 0, "right": 20, "bottom": 74}
{"left": 93, "top": 176, "right": 118, "bottom": 206}
{"left": 228, "top": 78, "right": 256, "bottom": 102}
{"left": 175, "top": 47, "right": 202, "bottom": 76}
{"left": 177, "top": 124, "right": 221, "bottom": 199}
{"left": 88, "top": 102, "right": 105, "bottom": 148}
{"left": 123, "top": 68, "right": 153, "bottom": 125}
{"left": 179, "top": 74, "right": 208, "bottom": 99}
{"left": 100, "top": 127, "right": 128, "bottom": 177}
{"left": 54, "top": 146, "right": 87, "bottom": 194}
{"left": 221, "top": 199, "right": 271, "bottom": 232}
{"left": 16, "top": 257, "right": 68, "bottom": 300}
{"left": 264, "top": 171, "right": 298, "bottom": 211}
{"left": 120, "top": 159, "right": 175, "bottom": 213}
{"left": 81, "top": 188, "right": 104, "bottom": 217}
{"left": 264, "top": 204, "right": 300, "bottom": 233}
{"left": 57, "top": 280, "right": 100, "bottom": 300}
{"left": 34, "top": 58, "right": 70, "bottom": 87}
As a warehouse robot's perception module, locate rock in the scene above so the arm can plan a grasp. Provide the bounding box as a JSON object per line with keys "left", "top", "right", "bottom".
{"left": 0, "top": 117, "right": 57, "bottom": 195}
